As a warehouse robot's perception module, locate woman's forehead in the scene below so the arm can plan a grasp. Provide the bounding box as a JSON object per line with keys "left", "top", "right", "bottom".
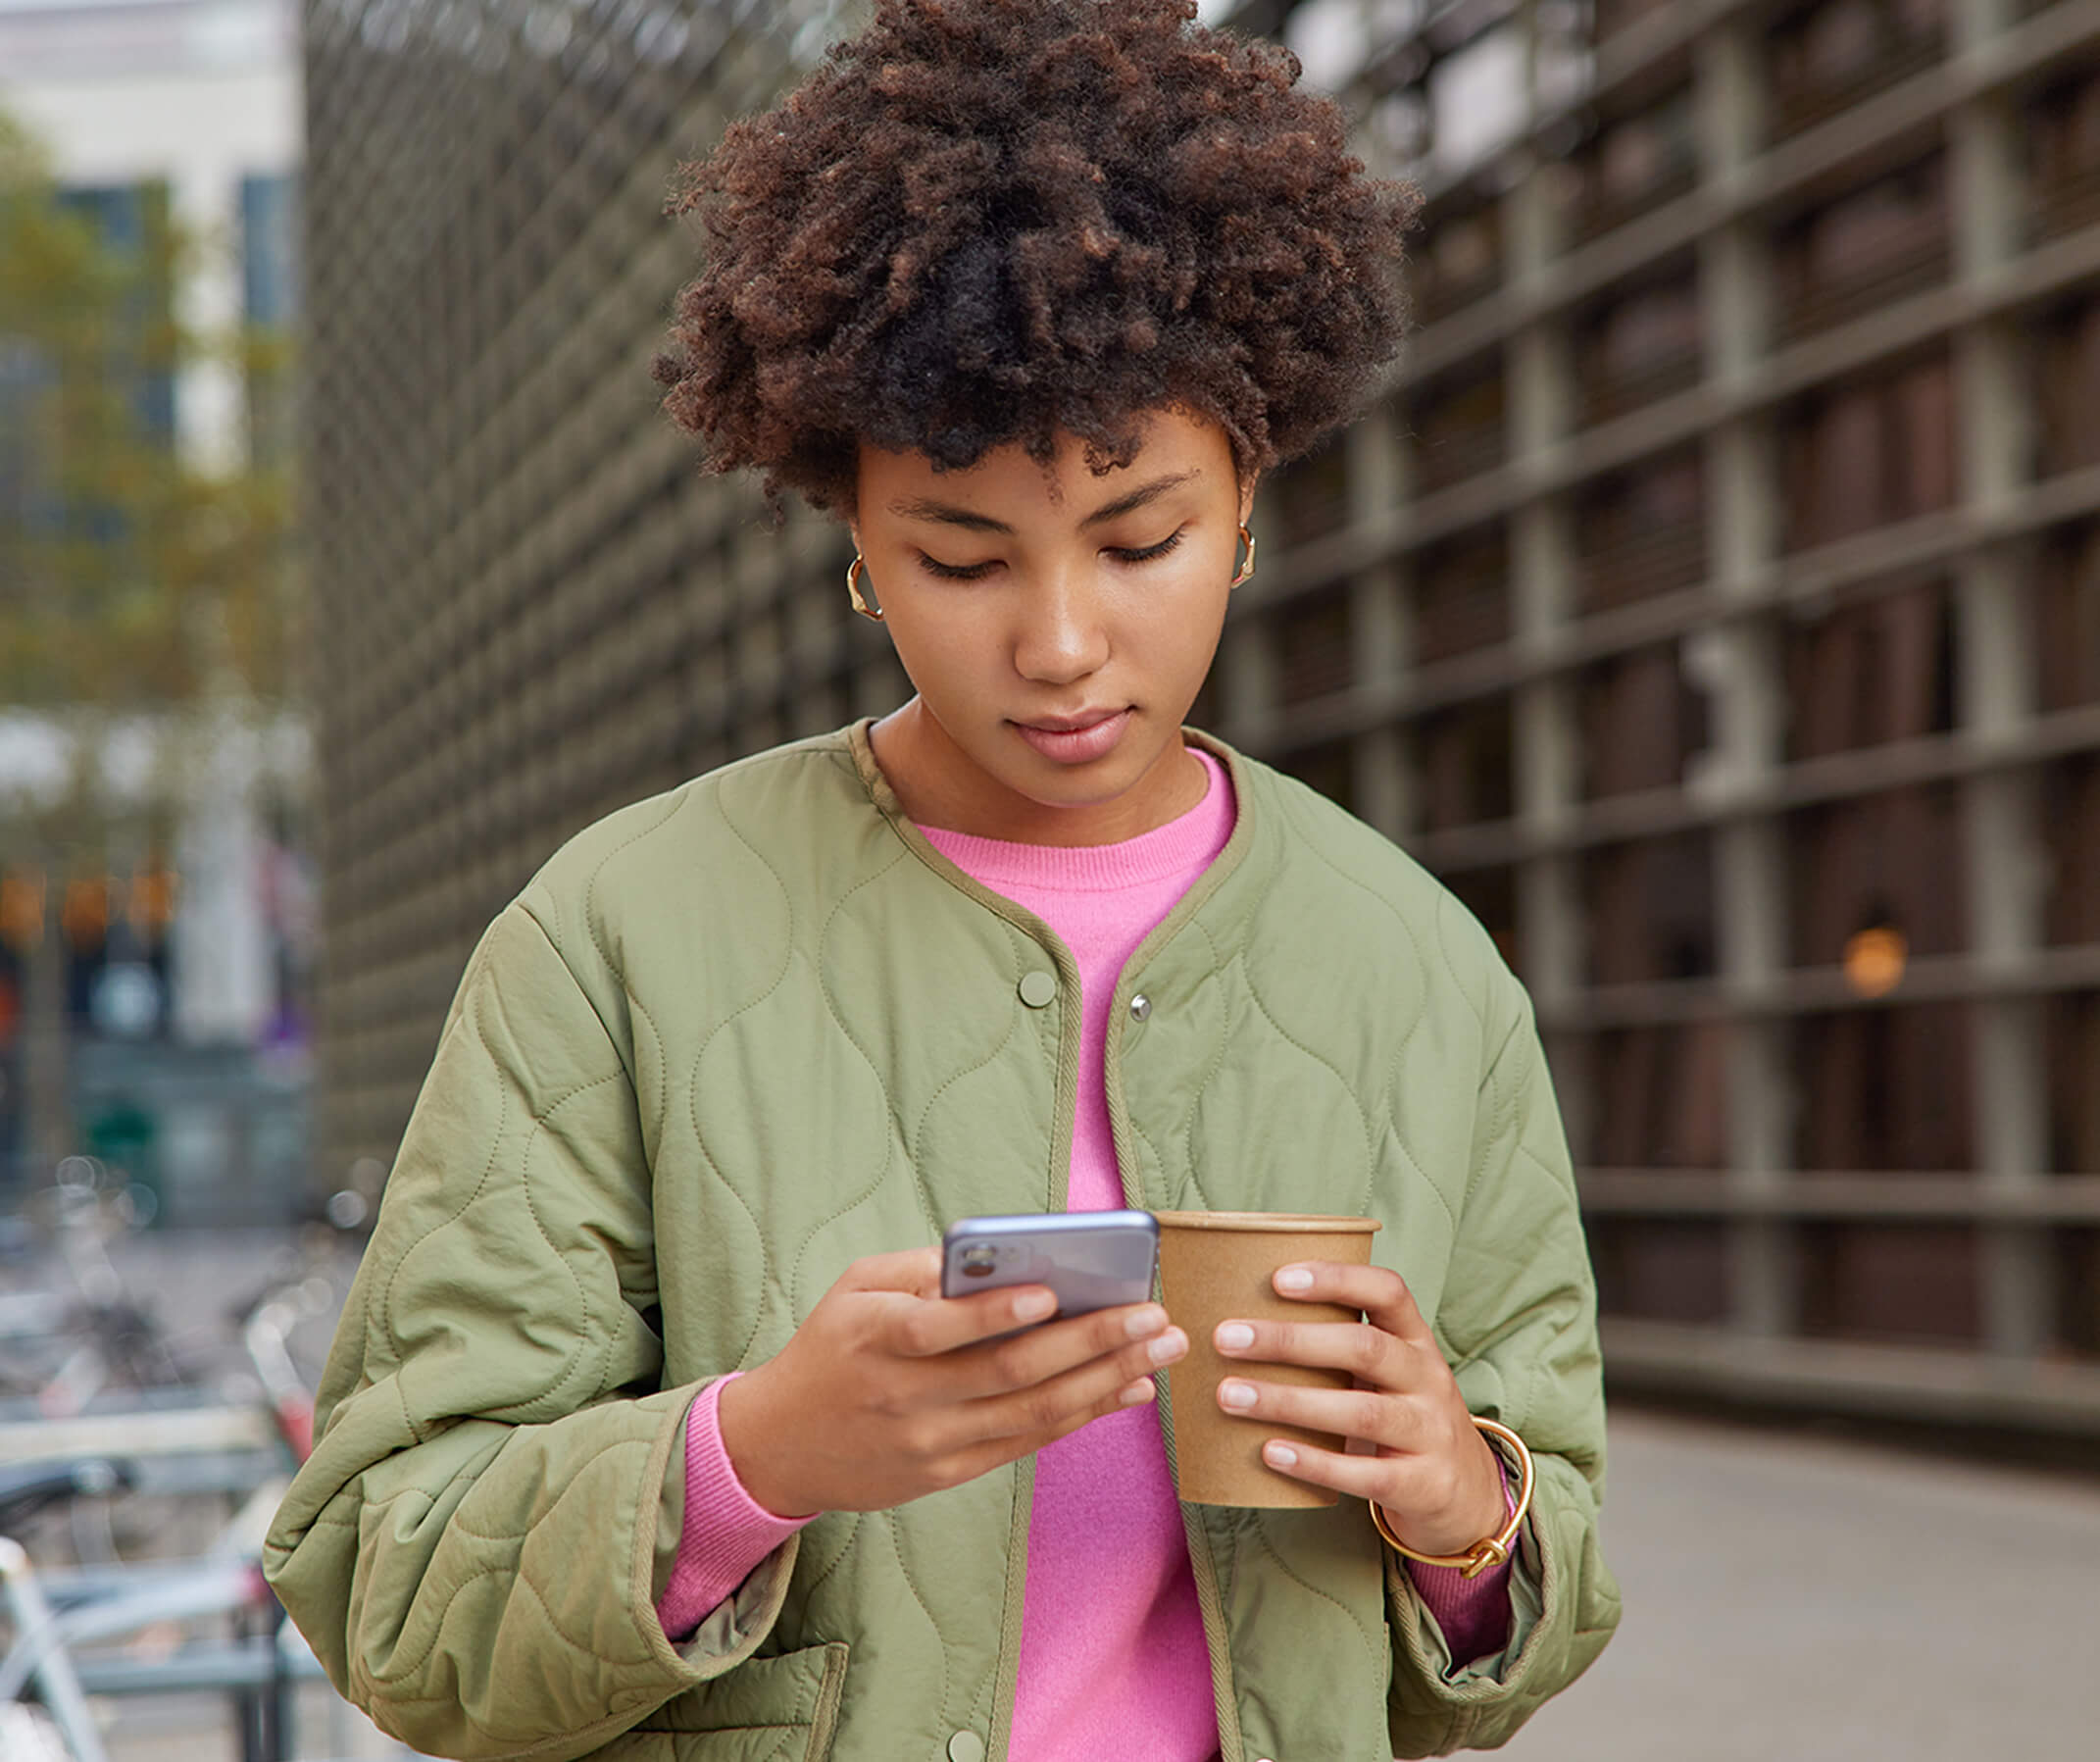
{"left": 856, "top": 407, "right": 1235, "bottom": 508}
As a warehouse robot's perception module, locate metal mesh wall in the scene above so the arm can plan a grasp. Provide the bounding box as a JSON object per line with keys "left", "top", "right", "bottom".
{"left": 305, "top": 0, "right": 900, "bottom": 1184}
{"left": 309, "top": 0, "right": 2100, "bottom": 1429}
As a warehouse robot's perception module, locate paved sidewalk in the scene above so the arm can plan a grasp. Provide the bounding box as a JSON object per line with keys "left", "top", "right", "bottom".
{"left": 1497, "top": 1406, "right": 2100, "bottom": 1761}
{"left": 104, "top": 1682, "right": 413, "bottom": 1761}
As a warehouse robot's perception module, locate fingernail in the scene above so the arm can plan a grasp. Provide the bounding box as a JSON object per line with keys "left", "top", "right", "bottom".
{"left": 1014, "top": 1290, "right": 1056, "bottom": 1322}
{"left": 1275, "top": 1266, "right": 1314, "bottom": 1293}
{"left": 1215, "top": 1322, "right": 1255, "bottom": 1351}
{"left": 1121, "top": 1379, "right": 1156, "bottom": 1405}
{"left": 1264, "top": 1441, "right": 1298, "bottom": 1468}
{"left": 1125, "top": 1306, "right": 1167, "bottom": 1339}
{"left": 1219, "top": 1379, "right": 1256, "bottom": 1410}
{"left": 1148, "top": 1328, "right": 1186, "bottom": 1365}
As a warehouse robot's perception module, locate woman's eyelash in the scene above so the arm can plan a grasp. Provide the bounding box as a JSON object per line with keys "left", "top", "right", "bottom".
{"left": 1120, "top": 529, "right": 1185, "bottom": 564}
{"left": 918, "top": 528, "right": 1186, "bottom": 580}
{"left": 919, "top": 555, "right": 998, "bottom": 580}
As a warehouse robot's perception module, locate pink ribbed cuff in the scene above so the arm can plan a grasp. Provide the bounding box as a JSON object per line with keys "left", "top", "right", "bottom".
{"left": 655, "top": 1374, "right": 815, "bottom": 1644}
{"left": 1398, "top": 1458, "right": 1518, "bottom": 1665}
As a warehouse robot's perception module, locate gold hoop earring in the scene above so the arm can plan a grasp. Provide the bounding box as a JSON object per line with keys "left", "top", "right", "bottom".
{"left": 846, "top": 554, "right": 884, "bottom": 622}
{"left": 1230, "top": 525, "right": 1257, "bottom": 590}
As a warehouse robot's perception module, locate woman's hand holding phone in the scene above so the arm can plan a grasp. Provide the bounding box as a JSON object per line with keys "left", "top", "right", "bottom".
{"left": 715, "top": 1245, "right": 1188, "bottom": 1517}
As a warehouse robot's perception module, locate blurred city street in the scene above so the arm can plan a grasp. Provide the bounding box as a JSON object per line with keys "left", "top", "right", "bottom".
{"left": 9, "top": 0, "right": 2100, "bottom": 1754}
{"left": 1501, "top": 1408, "right": 2100, "bottom": 1762}
{"left": 100, "top": 1680, "right": 407, "bottom": 1762}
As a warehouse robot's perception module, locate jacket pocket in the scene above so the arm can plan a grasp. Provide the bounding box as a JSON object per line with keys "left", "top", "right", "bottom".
{"left": 625, "top": 1641, "right": 848, "bottom": 1760}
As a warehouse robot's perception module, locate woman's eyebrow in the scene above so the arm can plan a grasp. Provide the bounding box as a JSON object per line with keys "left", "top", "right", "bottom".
{"left": 886, "top": 471, "right": 1201, "bottom": 534}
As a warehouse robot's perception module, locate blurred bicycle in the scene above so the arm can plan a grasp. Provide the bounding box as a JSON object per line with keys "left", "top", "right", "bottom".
{"left": 0, "top": 1158, "right": 198, "bottom": 1417}
{"left": 0, "top": 1275, "right": 349, "bottom": 1761}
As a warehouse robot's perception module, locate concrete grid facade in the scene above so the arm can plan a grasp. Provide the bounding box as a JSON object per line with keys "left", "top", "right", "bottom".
{"left": 309, "top": 0, "right": 2100, "bottom": 1432}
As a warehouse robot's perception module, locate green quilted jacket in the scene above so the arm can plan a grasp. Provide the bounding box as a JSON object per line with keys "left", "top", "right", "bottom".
{"left": 264, "top": 721, "right": 1619, "bottom": 1762}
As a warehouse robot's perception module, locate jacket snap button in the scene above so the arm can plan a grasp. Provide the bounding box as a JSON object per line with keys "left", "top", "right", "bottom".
{"left": 1018, "top": 970, "right": 1057, "bottom": 1009}
{"left": 947, "top": 1733, "right": 987, "bottom": 1762}
{"left": 1128, "top": 992, "right": 1152, "bottom": 1022}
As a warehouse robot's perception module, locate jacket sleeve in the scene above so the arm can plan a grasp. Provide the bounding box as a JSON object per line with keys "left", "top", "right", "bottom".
{"left": 1384, "top": 971, "right": 1622, "bottom": 1755}
{"left": 262, "top": 901, "right": 800, "bottom": 1762}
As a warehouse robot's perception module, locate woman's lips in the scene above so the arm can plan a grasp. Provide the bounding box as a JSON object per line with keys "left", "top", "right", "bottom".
{"left": 1012, "top": 708, "right": 1132, "bottom": 764}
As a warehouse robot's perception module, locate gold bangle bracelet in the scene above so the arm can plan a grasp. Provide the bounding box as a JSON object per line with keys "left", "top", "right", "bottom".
{"left": 1370, "top": 1417, "right": 1535, "bottom": 1581}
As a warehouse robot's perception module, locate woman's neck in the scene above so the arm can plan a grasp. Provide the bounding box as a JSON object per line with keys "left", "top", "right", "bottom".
{"left": 868, "top": 701, "right": 1211, "bottom": 846}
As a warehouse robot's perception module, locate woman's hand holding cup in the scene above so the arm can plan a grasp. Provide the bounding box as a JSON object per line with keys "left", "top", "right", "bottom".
{"left": 1211, "top": 1261, "right": 1505, "bottom": 1557}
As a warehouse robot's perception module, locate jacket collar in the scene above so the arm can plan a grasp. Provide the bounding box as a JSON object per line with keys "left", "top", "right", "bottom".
{"left": 842, "top": 716, "right": 1268, "bottom": 973}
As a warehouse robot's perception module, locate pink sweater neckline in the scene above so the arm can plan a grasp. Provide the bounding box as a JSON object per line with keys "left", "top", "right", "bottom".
{"left": 919, "top": 760, "right": 1231, "bottom": 892}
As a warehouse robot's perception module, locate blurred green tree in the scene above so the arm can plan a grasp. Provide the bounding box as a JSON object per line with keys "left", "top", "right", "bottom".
{"left": 0, "top": 107, "right": 301, "bottom": 708}
{"left": 0, "top": 105, "right": 303, "bottom": 1183}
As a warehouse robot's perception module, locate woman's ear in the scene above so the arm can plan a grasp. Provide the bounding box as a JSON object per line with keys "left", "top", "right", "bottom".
{"left": 1238, "top": 474, "right": 1261, "bottom": 527}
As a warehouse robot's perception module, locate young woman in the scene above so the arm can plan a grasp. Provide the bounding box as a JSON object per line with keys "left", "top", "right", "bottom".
{"left": 265, "top": 5, "right": 1619, "bottom": 1759}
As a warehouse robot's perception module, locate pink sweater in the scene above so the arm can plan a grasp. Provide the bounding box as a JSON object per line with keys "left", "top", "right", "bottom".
{"left": 655, "top": 750, "right": 1512, "bottom": 1752}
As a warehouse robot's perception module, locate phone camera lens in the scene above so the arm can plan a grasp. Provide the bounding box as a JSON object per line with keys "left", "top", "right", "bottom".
{"left": 960, "top": 1243, "right": 996, "bottom": 1278}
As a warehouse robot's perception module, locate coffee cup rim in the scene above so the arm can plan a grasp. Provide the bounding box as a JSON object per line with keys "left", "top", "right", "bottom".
{"left": 1150, "top": 1210, "right": 1381, "bottom": 1233}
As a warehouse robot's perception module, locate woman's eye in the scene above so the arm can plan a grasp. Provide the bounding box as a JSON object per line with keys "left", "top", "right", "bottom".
{"left": 919, "top": 553, "right": 998, "bottom": 580}
{"left": 1112, "top": 529, "right": 1185, "bottom": 564}
{"left": 917, "top": 527, "right": 1186, "bottom": 579}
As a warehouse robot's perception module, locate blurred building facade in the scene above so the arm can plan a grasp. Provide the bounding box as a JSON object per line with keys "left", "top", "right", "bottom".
{"left": 0, "top": 0, "right": 313, "bottom": 1222}
{"left": 297, "top": 0, "right": 902, "bottom": 1208}
{"left": 1239, "top": 0, "right": 2100, "bottom": 1433}
{"left": 302, "top": 0, "right": 2100, "bottom": 1432}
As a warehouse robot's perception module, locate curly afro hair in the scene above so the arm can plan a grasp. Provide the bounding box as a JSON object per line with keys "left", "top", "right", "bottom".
{"left": 651, "top": 0, "right": 1418, "bottom": 520}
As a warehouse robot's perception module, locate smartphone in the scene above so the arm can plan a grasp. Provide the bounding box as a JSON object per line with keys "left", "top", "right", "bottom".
{"left": 940, "top": 1210, "right": 1160, "bottom": 1320}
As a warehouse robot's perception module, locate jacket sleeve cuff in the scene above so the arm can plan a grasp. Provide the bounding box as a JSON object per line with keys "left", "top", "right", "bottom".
{"left": 1400, "top": 1457, "right": 1515, "bottom": 1664}
{"left": 655, "top": 1374, "right": 816, "bottom": 1643}
{"left": 1383, "top": 1448, "right": 1620, "bottom": 1762}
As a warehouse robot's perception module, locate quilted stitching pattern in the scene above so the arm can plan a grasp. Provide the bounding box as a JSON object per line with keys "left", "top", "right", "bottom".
{"left": 265, "top": 729, "right": 1616, "bottom": 1762}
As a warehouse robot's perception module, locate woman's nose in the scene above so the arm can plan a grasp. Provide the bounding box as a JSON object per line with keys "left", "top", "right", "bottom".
{"left": 1012, "top": 569, "right": 1110, "bottom": 683}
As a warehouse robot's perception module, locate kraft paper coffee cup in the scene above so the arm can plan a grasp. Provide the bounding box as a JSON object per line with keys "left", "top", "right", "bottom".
{"left": 1152, "top": 1210, "right": 1382, "bottom": 1508}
